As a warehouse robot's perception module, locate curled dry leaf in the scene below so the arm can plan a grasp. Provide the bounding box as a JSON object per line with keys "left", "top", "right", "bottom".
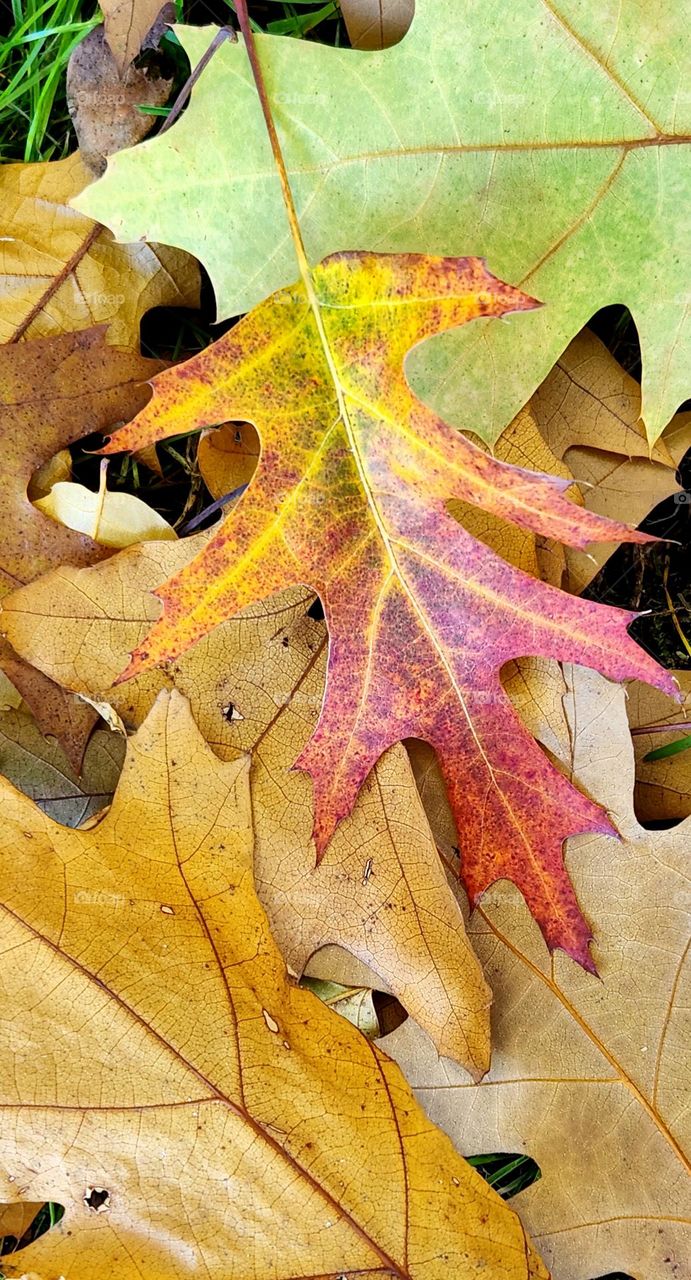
{"left": 0, "top": 153, "right": 199, "bottom": 346}
{"left": 0, "top": 541, "right": 492, "bottom": 1077}
{"left": 100, "top": 251, "right": 673, "bottom": 968}
{"left": 393, "top": 664, "right": 690, "bottom": 1280}
{"left": 0, "top": 690, "right": 548, "bottom": 1280}
{"left": 67, "top": 25, "right": 172, "bottom": 175}
{"left": 626, "top": 672, "right": 691, "bottom": 823}
{"left": 35, "top": 475, "right": 177, "bottom": 548}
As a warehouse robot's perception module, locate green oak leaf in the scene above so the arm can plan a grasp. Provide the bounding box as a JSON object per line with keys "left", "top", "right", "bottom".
{"left": 76, "top": 0, "right": 690, "bottom": 445}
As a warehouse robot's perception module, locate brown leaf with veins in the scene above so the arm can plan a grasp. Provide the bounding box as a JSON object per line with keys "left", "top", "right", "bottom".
{"left": 340, "top": 0, "right": 414, "bottom": 49}
{"left": 0, "top": 152, "right": 198, "bottom": 346}
{"left": 0, "top": 690, "right": 548, "bottom": 1280}
{"left": 0, "top": 326, "right": 163, "bottom": 769}
{"left": 100, "top": 0, "right": 170, "bottom": 73}
{"left": 1, "top": 538, "right": 492, "bottom": 1078}
{"left": 394, "top": 663, "right": 690, "bottom": 1280}
{"left": 531, "top": 329, "right": 684, "bottom": 591}
{"left": 0, "top": 650, "right": 97, "bottom": 776}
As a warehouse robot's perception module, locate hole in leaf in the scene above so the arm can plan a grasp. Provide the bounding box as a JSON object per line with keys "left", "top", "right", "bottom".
{"left": 300, "top": 974, "right": 408, "bottom": 1041}
{"left": 306, "top": 596, "right": 325, "bottom": 622}
{"left": 466, "top": 1152, "right": 541, "bottom": 1200}
{"left": 371, "top": 990, "right": 408, "bottom": 1037}
{"left": 83, "top": 1186, "right": 110, "bottom": 1213}
{"left": 584, "top": 467, "right": 691, "bottom": 675}
{"left": 587, "top": 306, "right": 642, "bottom": 381}
{"left": 590, "top": 1274, "right": 636, "bottom": 1279}
{"left": 0, "top": 1201, "right": 65, "bottom": 1256}
{"left": 222, "top": 703, "right": 244, "bottom": 723}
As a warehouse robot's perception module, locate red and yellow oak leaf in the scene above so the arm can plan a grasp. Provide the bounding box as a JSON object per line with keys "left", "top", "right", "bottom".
{"left": 101, "top": 252, "right": 676, "bottom": 968}
{"left": 1, "top": 543, "right": 492, "bottom": 1077}
{"left": 0, "top": 690, "right": 548, "bottom": 1280}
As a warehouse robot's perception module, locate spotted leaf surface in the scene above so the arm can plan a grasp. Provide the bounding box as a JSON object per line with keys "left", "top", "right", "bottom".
{"left": 104, "top": 252, "right": 676, "bottom": 968}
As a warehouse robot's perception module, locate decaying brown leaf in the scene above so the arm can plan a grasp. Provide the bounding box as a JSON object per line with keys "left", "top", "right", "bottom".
{"left": 339, "top": 0, "right": 414, "bottom": 49}
{"left": 0, "top": 153, "right": 198, "bottom": 345}
{"left": 67, "top": 25, "right": 172, "bottom": 175}
{"left": 0, "top": 690, "right": 548, "bottom": 1280}
{"left": 627, "top": 673, "right": 691, "bottom": 823}
{"left": 531, "top": 329, "right": 683, "bottom": 591}
{"left": 0, "top": 326, "right": 164, "bottom": 593}
{"left": 0, "top": 650, "right": 98, "bottom": 776}
{"left": 394, "top": 664, "right": 690, "bottom": 1280}
{"left": 1, "top": 541, "right": 492, "bottom": 1076}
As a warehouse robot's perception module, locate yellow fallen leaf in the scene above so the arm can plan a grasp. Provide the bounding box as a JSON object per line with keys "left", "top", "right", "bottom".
{"left": 0, "top": 690, "right": 548, "bottom": 1280}
{"left": 0, "top": 153, "right": 199, "bottom": 346}
{"left": 34, "top": 468, "right": 177, "bottom": 548}
{"left": 1, "top": 541, "right": 492, "bottom": 1077}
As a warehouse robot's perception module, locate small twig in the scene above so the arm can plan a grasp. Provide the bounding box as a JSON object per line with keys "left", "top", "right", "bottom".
{"left": 630, "top": 719, "right": 691, "bottom": 736}
{"left": 662, "top": 559, "right": 691, "bottom": 660}
{"left": 158, "top": 25, "right": 237, "bottom": 137}
{"left": 179, "top": 484, "right": 248, "bottom": 535}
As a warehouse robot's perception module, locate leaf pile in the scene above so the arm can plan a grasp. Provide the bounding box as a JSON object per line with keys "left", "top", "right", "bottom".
{"left": 0, "top": 2, "right": 689, "bottom": 1277}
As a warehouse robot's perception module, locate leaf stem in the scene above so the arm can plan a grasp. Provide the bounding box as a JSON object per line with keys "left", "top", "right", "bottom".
{"left": 234, "top": 0, "right": 314, "bottom": 287}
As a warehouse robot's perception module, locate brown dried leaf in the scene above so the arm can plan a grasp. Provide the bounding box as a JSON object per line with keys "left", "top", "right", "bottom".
{"left": 532, "top": 329, "right": 683, "bottom": 590}
{"left": 0, "top": 690, "right": 547, "bottom": 1279}
{"left": 100, "top": 0, "right": 170, "bottom": 73}
{"left": 394, "top": 664, "right": 690, "bottom": 1280}
{"left": 340, "top": 0, "right": 414, "bottom": 49}
{"left": 0, "top": 326, "right": 164, "bottom": 593}
{"left": 67, "top": 26, "right": 172, "bottom": 175}
{"left": 0, "top": 650, "right": 98, "bottom": 776}
{"left": 0, "top": 326, "right": 163, "bottom": 766}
